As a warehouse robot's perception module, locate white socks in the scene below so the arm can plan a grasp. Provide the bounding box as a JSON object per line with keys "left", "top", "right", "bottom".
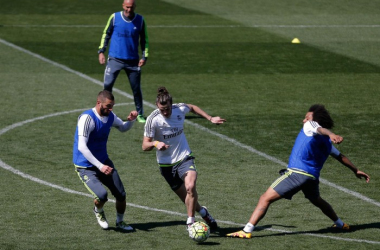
{"left": 94, "top": 206, "right": 103, "bottom": 213}
{"left": 243, "top": 223, "right": 255, "bottom": 233}
{"left": 187, "top": 217, "right": 195, "bottom": 225}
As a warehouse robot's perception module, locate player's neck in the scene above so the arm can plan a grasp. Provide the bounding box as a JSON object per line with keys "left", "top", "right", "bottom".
{"left": 123, "top": 12, "right": 135, "bottom": 20}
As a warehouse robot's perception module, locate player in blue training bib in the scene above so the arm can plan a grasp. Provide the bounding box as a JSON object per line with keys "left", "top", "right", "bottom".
{"left": 227, "top": 104, "right": 370, "bottom": 239}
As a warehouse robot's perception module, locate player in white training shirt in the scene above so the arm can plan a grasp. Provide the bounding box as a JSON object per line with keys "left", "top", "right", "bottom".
{"left": 142, "top": 86, "right": 226, "bottom": 233}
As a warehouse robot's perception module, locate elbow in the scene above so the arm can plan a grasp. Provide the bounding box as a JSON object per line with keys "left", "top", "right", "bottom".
{"left": 78, "top": 144, "right": 86, "bottom": 154}
{"left": 142, "top": 145, "right": 152, "bottom": 151}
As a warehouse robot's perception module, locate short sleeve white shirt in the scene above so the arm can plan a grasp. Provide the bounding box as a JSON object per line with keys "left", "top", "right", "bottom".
{"left": 144, "top": 103, "right": 191, "bottom": 164}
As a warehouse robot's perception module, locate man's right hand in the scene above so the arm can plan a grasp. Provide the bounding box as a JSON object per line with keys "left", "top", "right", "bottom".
{"left": 100, "top": 165, "right": 113, "bottom": 175}
{"left": 99, "top": 53, "right": 106, "bottom": 65}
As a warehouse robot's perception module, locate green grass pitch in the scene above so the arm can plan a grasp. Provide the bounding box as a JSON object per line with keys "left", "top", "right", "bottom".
{"left": 0, "top": 0, "right": 379, "bottom": 249}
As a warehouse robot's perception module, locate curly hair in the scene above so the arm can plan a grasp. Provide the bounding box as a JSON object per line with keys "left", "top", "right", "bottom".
{"left": 308, "top": 104, "right": 334, "bottom": 129}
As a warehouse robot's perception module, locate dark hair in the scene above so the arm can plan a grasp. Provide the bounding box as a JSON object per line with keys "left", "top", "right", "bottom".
{"left": 308, "top": 104, "right": 334, "bottom": 129}
{"left": 98, "top": 90, "right": 114, "bottom": 102}
{"left": 156, "top": 86, "right": 172, "bottom": 105}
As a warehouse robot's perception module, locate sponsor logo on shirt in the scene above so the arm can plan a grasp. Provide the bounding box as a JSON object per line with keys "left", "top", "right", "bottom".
{"left": 163, "top": 127, "right": 183, "bottom": 139}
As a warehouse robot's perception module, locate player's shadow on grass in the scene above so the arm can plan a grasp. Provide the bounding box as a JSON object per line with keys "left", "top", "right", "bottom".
{"left": 237, "top": 222, "right": 380, "bottom": 238}
{"left": 346, "top": 222, "right": 380, "bottom": 232}
{"left": 130, "top": 220, "right": 185, "bottom": 231}
{"left": 215, "top": 224, "right": 276, "bottom": 238}
{"left": 217, "top": 222, "right": 380, "bottom": 238}
{"left": 106, "top": 220, "right": 184, "bottom": 233}
{"left": 107, "top": 227, "right": 136, "bottom": 234}
{"left": 111, "top": 220, "right": 222, "bottom": 245}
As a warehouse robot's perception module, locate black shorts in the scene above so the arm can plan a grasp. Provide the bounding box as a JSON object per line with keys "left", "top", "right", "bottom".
{"left": 159, "top": 156, "right": 197, "bottom": 191}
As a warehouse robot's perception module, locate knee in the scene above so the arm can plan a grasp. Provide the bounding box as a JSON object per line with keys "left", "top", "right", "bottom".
{"left": 258, "top": 194, "right": 271, "bottom": 206}
{"left": 185, "top": 183, "right": 196, "bottom": 195}
{"left": 115, "top": 192, "right": 126, "bottom": 202}
{"left": 97, "top": 189, "right": 108, "bottom": 202}
{"left": 104, "top": 83, "right": 113, "bottom": 91}
{"left": 259, "top": 190, "right": 279, "bottom": 205}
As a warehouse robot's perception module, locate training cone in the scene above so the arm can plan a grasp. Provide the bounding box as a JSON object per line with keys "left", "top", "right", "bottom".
{"left": 292, "top": 38, "right": 301, "bottom": 44}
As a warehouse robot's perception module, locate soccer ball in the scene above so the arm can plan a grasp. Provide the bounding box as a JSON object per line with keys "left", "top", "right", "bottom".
{"left": 188, "top": 221, "right": 210, "bottom": 243}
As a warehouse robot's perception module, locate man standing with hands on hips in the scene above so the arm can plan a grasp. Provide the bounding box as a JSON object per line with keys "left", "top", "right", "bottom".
{"left": 98, "top": 0, "right": 149, "bottom": 123}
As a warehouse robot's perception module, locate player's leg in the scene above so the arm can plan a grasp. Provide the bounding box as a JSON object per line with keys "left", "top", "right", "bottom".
{"left": 173, "top": 181, "right": 207, "bottom": 222}
{"left": 159, "top": 166, "right": 185, "bottom": 204}
{"left": 182, "top": 170, "right": 198, "bottom": 219}
{"left": 248, "top": 171, "right": 300, "bottom": 228}
{"left": 103, "top": 57, "right": 122, "bottom": 92}
{"left": 249, "top": 187, "right": 282, "bottom": 226}
{"left": 102, "top": 160, "right": 134, "bottom": 231}
{"left": 308, "top": 196, "right": 338, "bottom": 221}
{"left": 227, "top": 187, "right": 282, "bottom": 238}
{"left": 176, "top": 156, "right": 202, "bottom": 227}
{"left": 75, "top": 167, "right": 109, "bottom": 229}
{"left": 173, "top": 184, "right": 187, "bottom": 203}
{"left": 181, "top": 157, "right": 218, "bottom": 230}
{"left": 159, "top": 162, "right": 203, "bottom": 230}
{"left": 94, "top": 199, "right": 106, "bottom": 211}
{"left": 307, "top": 196, "right": 349, "bottom": 229}
{"left": 304, "top": 179, "right": 349, "bottom": 230}
{"left": 227, "top": 170, "right": 300, "bottom": 238}
{"left": 125, "top": 63, "right": 144, "bottom": 120}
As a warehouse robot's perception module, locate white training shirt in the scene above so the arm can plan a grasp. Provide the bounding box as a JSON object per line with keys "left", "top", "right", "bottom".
{"left": 303, "top": 120, "right": 321, "bottom": 136}
{"left": 144, "top": 103, "right": 191, "bottom": 164}
{"left": 77, "top": 107, "right": 135, "bottom": 169}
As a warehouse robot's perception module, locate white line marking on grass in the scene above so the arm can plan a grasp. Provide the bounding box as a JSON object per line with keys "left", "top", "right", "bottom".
{"left": 0, "top": 109, "right": 379, "bottom": 245}
{"left": 1, "top": 39, "right": 380, "bottom": 244}
{"left": 0, "top": 37, "right": 379, "bottom": 207}
{"left": 2, "top": 24, "right": 380, "bottom": 28}
{"left": 0, "top": 159, "right": 379, "bottom": 245}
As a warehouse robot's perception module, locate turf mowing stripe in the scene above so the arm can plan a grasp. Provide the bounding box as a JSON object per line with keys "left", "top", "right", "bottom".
{"left": 0, "top": 37, "right": 378, "bottom": 209}
{"left": 1, "top": 39, "right": 379, "bottom": 245}
{"left": 2, "top": 24, "right": 380, "bottom": 28}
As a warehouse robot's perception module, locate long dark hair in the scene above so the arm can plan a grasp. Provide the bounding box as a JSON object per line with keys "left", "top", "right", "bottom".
{"left": 308, "top": 104, "right": 334, "bottom": 129}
